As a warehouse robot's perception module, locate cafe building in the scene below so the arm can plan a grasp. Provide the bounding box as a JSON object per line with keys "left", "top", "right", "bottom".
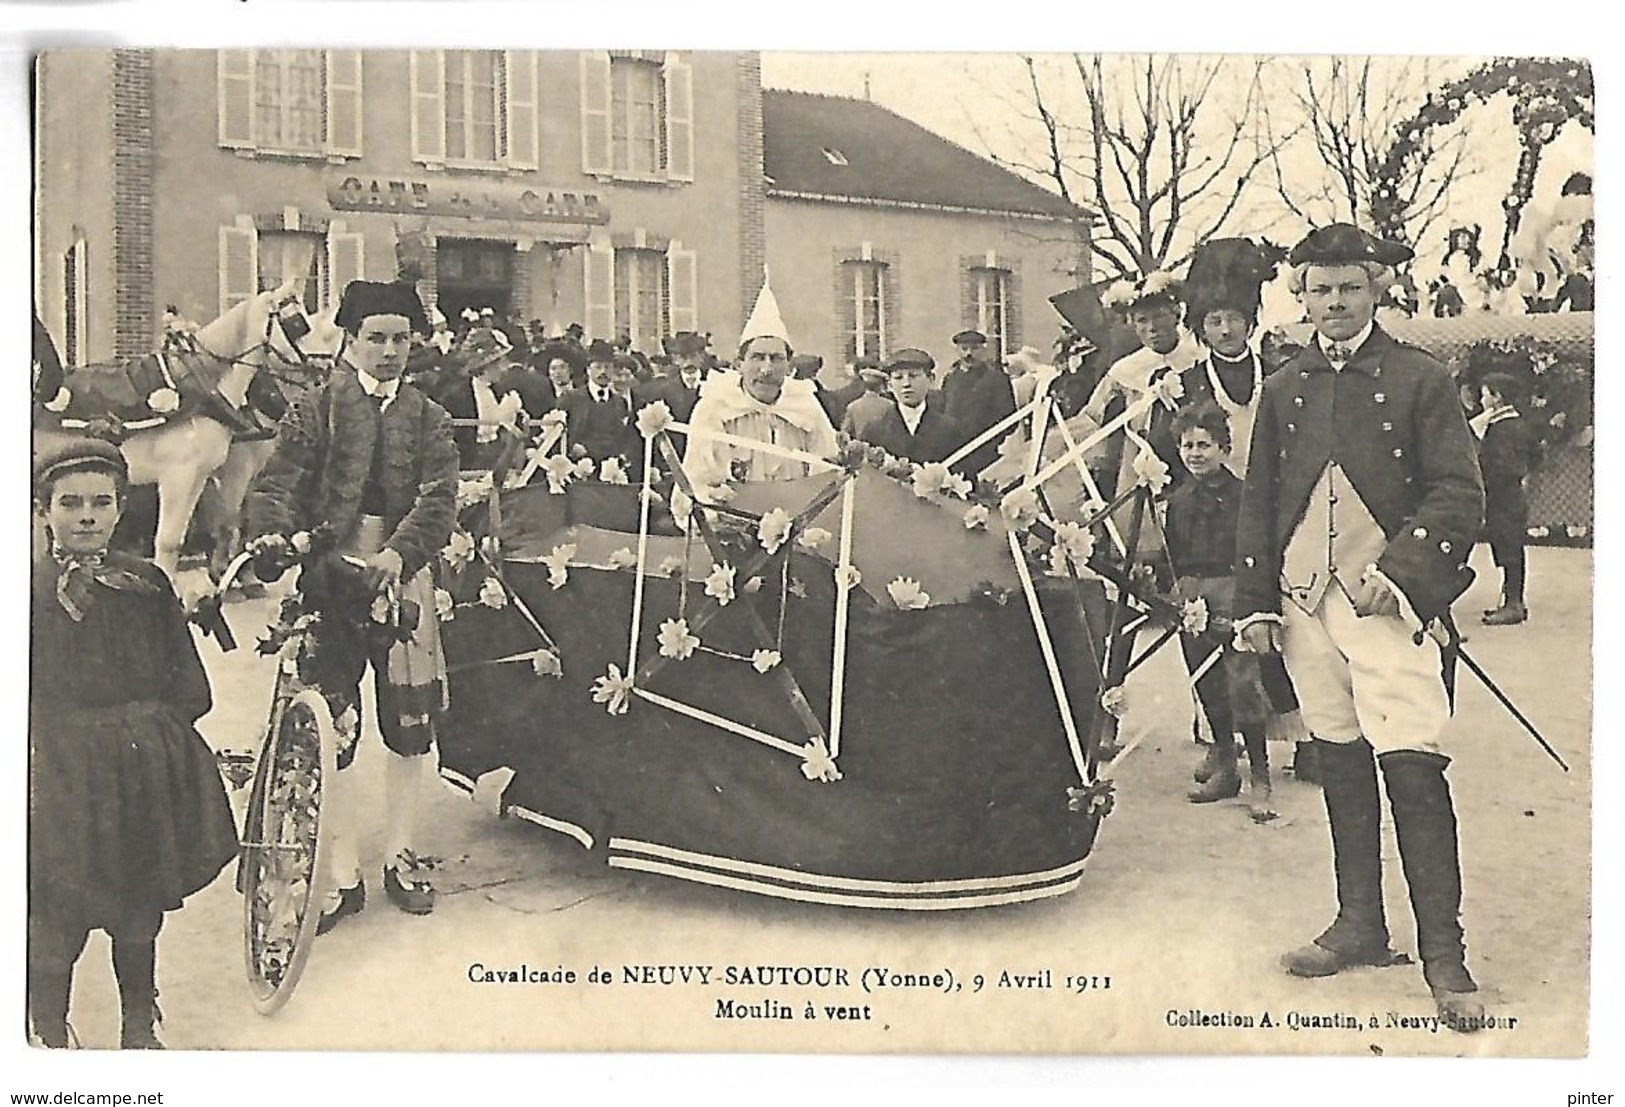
{"left": 35, "top": 48, "right": 767, "bottom": 362}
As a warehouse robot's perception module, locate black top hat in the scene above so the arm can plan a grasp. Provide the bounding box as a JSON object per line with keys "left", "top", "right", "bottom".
{"left": 1288, "top": 223, "right": 1414, "bottom": 268}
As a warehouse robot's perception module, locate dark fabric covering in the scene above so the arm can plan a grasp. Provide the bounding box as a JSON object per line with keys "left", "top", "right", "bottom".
{"left": 857, "top": 394, "right": 968, "bottom": 467}
{"left": 1478, "top": 413, "right": 1535, "bottom": 547}
{"left": 30, "top": 553, "right": 238, "bottom": 933}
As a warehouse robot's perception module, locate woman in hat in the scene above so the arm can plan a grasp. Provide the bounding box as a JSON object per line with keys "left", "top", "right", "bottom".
{"left": 29, "top": 438, "right": 239, "bottom": 1048}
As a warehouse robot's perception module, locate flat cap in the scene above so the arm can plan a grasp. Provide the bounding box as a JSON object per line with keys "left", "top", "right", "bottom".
{"left": 883, "top": 348, "right": 936, "bottom": 373}
{"left": 951, "top": 329, "right": 988, "bottom": 347}
{"left": 34, "top": 436, "right": 128, "bottom": 492}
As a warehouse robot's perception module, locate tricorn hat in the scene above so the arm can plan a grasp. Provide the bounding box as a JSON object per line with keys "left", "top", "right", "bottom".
{"left": 1288, "top": 223, "right": 1414, "bottom": 268}
{"left": 1185, "top": 238, "right": 1282, "bottom": 328}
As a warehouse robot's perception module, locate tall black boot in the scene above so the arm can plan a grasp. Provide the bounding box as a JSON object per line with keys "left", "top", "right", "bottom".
{"left": 1281, "top": 738, "right": 1402, "bottom": 976}
{"left": 112, "top": 928, "right": 164, "bottom": 1050}
{"left": 1380, "top": 750, "right": 1486, "bottom": 1033}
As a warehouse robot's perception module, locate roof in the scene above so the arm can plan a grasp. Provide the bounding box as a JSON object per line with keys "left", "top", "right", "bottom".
{"left": 761, "top": 89, "right": 1085, "bottom": 221}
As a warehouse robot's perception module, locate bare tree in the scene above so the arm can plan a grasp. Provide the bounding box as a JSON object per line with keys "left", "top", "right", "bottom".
{"left": 964, "top": 54, "right": 1293, "bottom": 281}
{"left": 1261, "top": 57, "right": 1478, "bottom": 248}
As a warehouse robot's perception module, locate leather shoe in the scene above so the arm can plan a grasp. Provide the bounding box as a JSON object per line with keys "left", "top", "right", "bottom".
{"left": 315, "top": 882, "right": 365, "bottom": 935}
{"left": 1432, "top": 986, "right": 1487, "bottom": 1033}
{"left": 1481, "top": 603, "right": 1527, "bottom": 626}
{"left": 1280, "top": 939, "right": 1404, "bottom": 978}
{"left": 383, "top": 865, "right": 436, "bottom": 915}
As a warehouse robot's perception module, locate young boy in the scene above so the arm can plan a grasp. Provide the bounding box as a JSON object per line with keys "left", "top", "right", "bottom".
{"left": 857, "top": 348, "right": 967, "bottom": 466}
{"left": 1163, "top": 403, "right": 1275, "bottom": 821}
{"left": 1471, "top": 372, "right": 1537, "bottom": 625}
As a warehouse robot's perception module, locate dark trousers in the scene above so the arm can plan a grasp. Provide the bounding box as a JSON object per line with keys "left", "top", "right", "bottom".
{"left": 1490, "top": 539, "right": 1526, "bottom": 606}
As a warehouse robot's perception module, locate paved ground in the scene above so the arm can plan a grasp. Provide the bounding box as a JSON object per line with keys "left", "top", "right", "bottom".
{"left": 31, "top": 546, "right": 1596, "bottom": 1062}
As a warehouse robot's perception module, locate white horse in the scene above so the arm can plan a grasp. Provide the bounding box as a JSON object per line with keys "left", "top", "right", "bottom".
{"left": 34, "top": 279, "right": 317, "bottom": 579}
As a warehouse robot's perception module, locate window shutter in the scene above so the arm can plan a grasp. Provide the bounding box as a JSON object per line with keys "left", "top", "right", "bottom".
{"left": 219, "top": 222, "right": 259, "bottom": 317}
{"left": 667, "top": 243, "right": 698, "bottom": 335}
{"left": 833, "top": 252, "right": 857, "bottom": 364}
{"left": 504, "top": 50, "right": 539, "bottom": 170}
{"left": 217, "top": 49, "right": 255, "bottom": 149}
{"left": 410, "top": 51, "right": 446, "bottom": 164}
{"left": 879, "top": 255, "right": 898, "bottom": 359}
{"left": 326, "top": 227, "right": 365, "bottom": 311}
{"left": 662, "top": 55, "right": 694, "bottom": 182}
{"left": 1005, "top": 267, "right": 1022, "bottom": 354}
{"left": 960, "top": 256, "right": 980, "bottom": 331}
{"left": 325, "top": 50, "right": 363, "bottom": 157}
{"left": 584, "top": 242, "right": 615, "bottom": 340}
{"left": 579, "top": 51, "right": 613, "bottom": 175}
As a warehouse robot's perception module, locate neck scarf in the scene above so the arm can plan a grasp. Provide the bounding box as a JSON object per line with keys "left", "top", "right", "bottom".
{"left": 49, "top": 546, "right": 156, "bottom": 621}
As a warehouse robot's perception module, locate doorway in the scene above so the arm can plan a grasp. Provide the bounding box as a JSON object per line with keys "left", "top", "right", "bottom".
{"left": 435, "top": 238, "right": 515, "bottom": 328}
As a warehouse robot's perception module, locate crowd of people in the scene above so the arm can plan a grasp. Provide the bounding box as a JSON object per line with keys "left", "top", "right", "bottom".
{"left": 33, "top": 214, "right": 1550, "bottom": 1046}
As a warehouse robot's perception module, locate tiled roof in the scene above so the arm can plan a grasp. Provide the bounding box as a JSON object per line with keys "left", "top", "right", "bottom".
{"left": 761, "top": 89, "right": 1084, "bottom": 220}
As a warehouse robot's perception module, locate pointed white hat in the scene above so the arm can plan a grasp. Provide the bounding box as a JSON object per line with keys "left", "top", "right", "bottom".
{"left": 739, "top": 270, "right": 792, "bottom": 348}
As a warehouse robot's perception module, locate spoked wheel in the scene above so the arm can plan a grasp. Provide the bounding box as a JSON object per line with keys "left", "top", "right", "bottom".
{"left": 240, "top": 687, "right": 337, "bottom": 1014}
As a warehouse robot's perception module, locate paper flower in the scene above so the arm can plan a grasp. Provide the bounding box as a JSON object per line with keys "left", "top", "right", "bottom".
{"left": 800, "top": 737, "right": 842, "bottom": 783}
{"left": 963, "top": 504, "right": 990, "bottom": 531}
{"left": 456, "top": 474, "right": 495, "bottom": 511}
{"left": 573, "top": 457, "right": 597, "bottom": 479}
{"left": 442, "top": 530, "right": 476, "bottom": 571}
{"left": 835, "top": 439, "right": 871, "bottom": 470}
{"left": 836, "top": 565, "right": 863, "bottom": 591}
{"left": 886, "top": 577, "right": 930, "bottom": 610}
{"left": 636, "top": 399, "right": 673, "bottom": 438}
{"left": 758, "top": 507, "right": 793, "bottom": 554}
{"left": 541, "top": 544, "right": 576, "bottom": 590}
{"left": 591, "top": 664, "right": 633, "bottom": 715}
{"left": 797, "top": 527, "right": 832, "bottom": 553}
{"left": 1132, "top": 448, "right": 1172, "bottom": 495}
{"left": 433, "top": 588, "right": 455, "bottom": 622}
{"left": 1181, "top": 596, "right": 1210, "bottom": 636}
{"left": 1101, "top": 686, "right": 1127, "bottom": 719}
{"left": 1067, "top": 778, "right": 1117, "bottom": 818}
{"left": 530, "top": 650, "right": 563, "bottom": 679}
{"left": 540, "top": 408, "right": 568, "bottom": 431}
{"left": 599, "top": 456, "right": 630, "bottom": 485}
{"left": 657, "top": 617, "right": 700, "bottom": 661}
{"left": 1052, "top": 521, "right": 1097, "bottom": 570}
{"left": 911, "top": 462, "right": 950, "bottom": 500}
{"left": 703, "top": 562, "right": 736, "bottom": 606}
{"left": 1000, "top": 488, "right": 1041, "bottom": 532}
{"left": 943, "top": 472, "right": 974, "bottom": 500}
{"left": 43, "top": 387, "right": 72, "bottom": 413}
{"left": 370, "top": 593, "right": 393, "bottom": 623}
{"left": 751, "top": 649, "right": 781, "bottom": 674}
{"left": 668, "top": 488, "right": 694, "bottom": 532}
{"left": 147, "top": 387, "right": 180, "bottom": 414}
{"left": 657, "top": 555, "right": 686, "bottom": 578}
{"left": 542, "top": 454, "right": 576, "bottom": 495}
{"left": 607, "top": 547, "right": 637, "bottom": 570}
{"left": 1150, "top": 369, "right": 1186, "bottom": 409}
{"left": 478, "top": 576, "right": 508, "bottom": 609}
{"left": 788, "top": 578, "right": 809, "bottom": 599}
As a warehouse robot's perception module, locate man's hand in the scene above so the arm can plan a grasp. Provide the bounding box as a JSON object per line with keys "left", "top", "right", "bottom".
{"left": 362, "top": 547, "right": 404, "bottom": 594}
{"left": 1237, "top": 621, "right": 1281, "bottom": 655}
{"left": 1352, "top": 573, "right": 1402, "bottom": 619}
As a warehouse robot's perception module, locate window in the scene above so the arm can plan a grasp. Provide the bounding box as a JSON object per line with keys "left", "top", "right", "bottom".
{"left": 843, "top": 260, "right": 887, "bottom": 362}
{"left": 258, "top": 231, "right": 327, "bottom": 314}
{"left": 63, "top": 238, "right": 87, "bottom": 368}
{"left": 218, "top": 50, "right": 362, "bottom": 157}
{"left": 971, "top": 267, "right": 1012, "bottom": 358}
{"left": 580, "top": 52, "right": 693, "bottom": 182}
{"left": 411, "top": 51, "right": 538, "bottom": 170}
{"left": 614, "top": 249, "right": 667, "bottom": 354}
{"left": 445, "top": 50, "right": 503, "bottom": 164}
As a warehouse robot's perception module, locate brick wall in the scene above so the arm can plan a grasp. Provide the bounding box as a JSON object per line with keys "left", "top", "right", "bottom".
{"left": 111, "top": 49, "right": 154, "bottom": 359}
{"left": 735, "top": 53, "right": 766, "bottom": 328}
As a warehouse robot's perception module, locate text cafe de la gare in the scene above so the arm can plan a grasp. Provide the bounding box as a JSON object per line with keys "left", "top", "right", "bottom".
{"left": 327, "top": 174, "right": 611, "bottom": 227}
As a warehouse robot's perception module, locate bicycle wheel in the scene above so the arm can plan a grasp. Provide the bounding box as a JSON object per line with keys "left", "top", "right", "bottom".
{"left": 241, "top": 687, "right": 337, "bottom": 1014}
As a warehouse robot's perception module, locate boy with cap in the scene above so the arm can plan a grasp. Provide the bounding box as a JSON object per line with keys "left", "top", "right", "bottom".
{"left": 1233, "top": 224, "right": 1488, "bottom": 1032}
{"left": 858, "top": 348, "right": 967, "bottom": 467}
{"left": 1471, "top": 372, "right": 1536, "bottom": 625}
{"left": 245, "top": 279, "right": 459, "bottom": 931}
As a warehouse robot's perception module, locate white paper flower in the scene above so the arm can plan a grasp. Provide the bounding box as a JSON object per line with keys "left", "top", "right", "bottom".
{"left": 530, "top": 650, "right": 563, "bottom": 679}
{"left": 1101, "top": 686, "right": 1127, "bottom": 719}
{"left": 370, "top": 593, "right": 393, "bottom": 623}
{"left": 758, "top": 507, "right": 793, "bottom": 555}
{"left": 800, "top": 737, "right": 842, "bottom": 783}
{"left": 147, "top": 387, "right": 180, "bottom": 414}
{"left": 600, "top": 456, "right": 630, "bottom": 485}
{"left": 442, "top": 530, "right": 476, "bottom": 571}
{"left": 573, "top": 457, "right": 597, "bottom": 479}
{"left": 1132, "top": 448, "right": 1172, "bottom": 495}
{"left": 591, "top": 664, "right": 633, "bottom": 715}
{"left": 606, "top": 547, "right": 637, "bottom": 570}
{"left": 1000, "top": 487, "right": 1041, "bottom": 532}
{"left": 1181, "top": 596, "right": 1211, "bottom": 636}
{"left": 540, "top": 408, "right": 568, "bottom": 431}
{"left": 657, "top": 555, "right": 686, "bottom": 578}
{"left": 751, "top": 649, "right": 781, "bottom": 674}
{"left": 669, "top": 488, "right": 694, "bottom": 531}
{"left": 943, "top": 472, "right": 974, "bottom": 500}
{"left": 43, "top": 387, "right": 72, "bottom": 413}
{"left": 478, "top": 576, "right": 508, "bottom": 609}
{"left": 457, "top": 474, "right": 495, "bottom": 511}
{"left": 963, "top": 504, "right": 990, "bottom": 531}
{"left": 886, "top": 577, "right": 930, "bottom": 610}
{"left": 797, "top": 527, "right": 833, "bottom": 553}
{"left": 433, "top": 588, "right": 455, "bottom": 622}
{"left": 1053, "top": 521, "right": 1097, "bottom": 567}
{"left": 1150, "top": 369, "right": 1186, "bottom": 409}
{"left": 541, "top": 543, "right": 576, "bottom": 590}
{"left": 911, "top": 462, "right": 950, "bottom": 500}
{"left": 542, "top": 454, "right": 575, "bottom": 495}
{"left": 657, "top": 617, "right": 700, "bottom": 661}
{"left": 836, "top": 565, "right": 863, "bottom": 591}
{"left": 636, "top": 399, "right": 673, "bottom": 438}
{"left": 704, "top": 562, "right": 736, "bottom": 606}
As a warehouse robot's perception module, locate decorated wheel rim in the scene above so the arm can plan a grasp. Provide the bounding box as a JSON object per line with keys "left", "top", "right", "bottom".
{"left": 241, "top": 687, "right": 336, "bottom": 1014}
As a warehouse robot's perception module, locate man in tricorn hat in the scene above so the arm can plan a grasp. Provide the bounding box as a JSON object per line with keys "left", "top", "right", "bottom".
{"left": 1233, "top": 224, "right": 1489, "bottom": 1032}
{"left": 245, "top": 279, "right": 459, "bottom": 933}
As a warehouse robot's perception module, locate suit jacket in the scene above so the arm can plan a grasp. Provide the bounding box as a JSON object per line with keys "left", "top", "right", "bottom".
{"left": 1476, "top": 410, "right": 1535, "bottom": 545}
{"left": 840, "top": 391, "right": 894, "bottom": 441}
{"left": 642, "top": 374, "right": 704, "bottom": 423}
{"left": 562, "top": 387, "right": 640, "bottom": 470}
{"left": 245, "top": 369, "right": 459, "bottom": 581}
{"left": 857, "top": 395, "right": 967, "bottom": 467}
{"left": 1234, "top": 327, "right": 1484, "bottom": 624}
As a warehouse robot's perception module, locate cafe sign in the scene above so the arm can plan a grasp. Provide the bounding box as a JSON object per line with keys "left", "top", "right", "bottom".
{"left": 327, "top": 174, "right": 610, "bottom": 225}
